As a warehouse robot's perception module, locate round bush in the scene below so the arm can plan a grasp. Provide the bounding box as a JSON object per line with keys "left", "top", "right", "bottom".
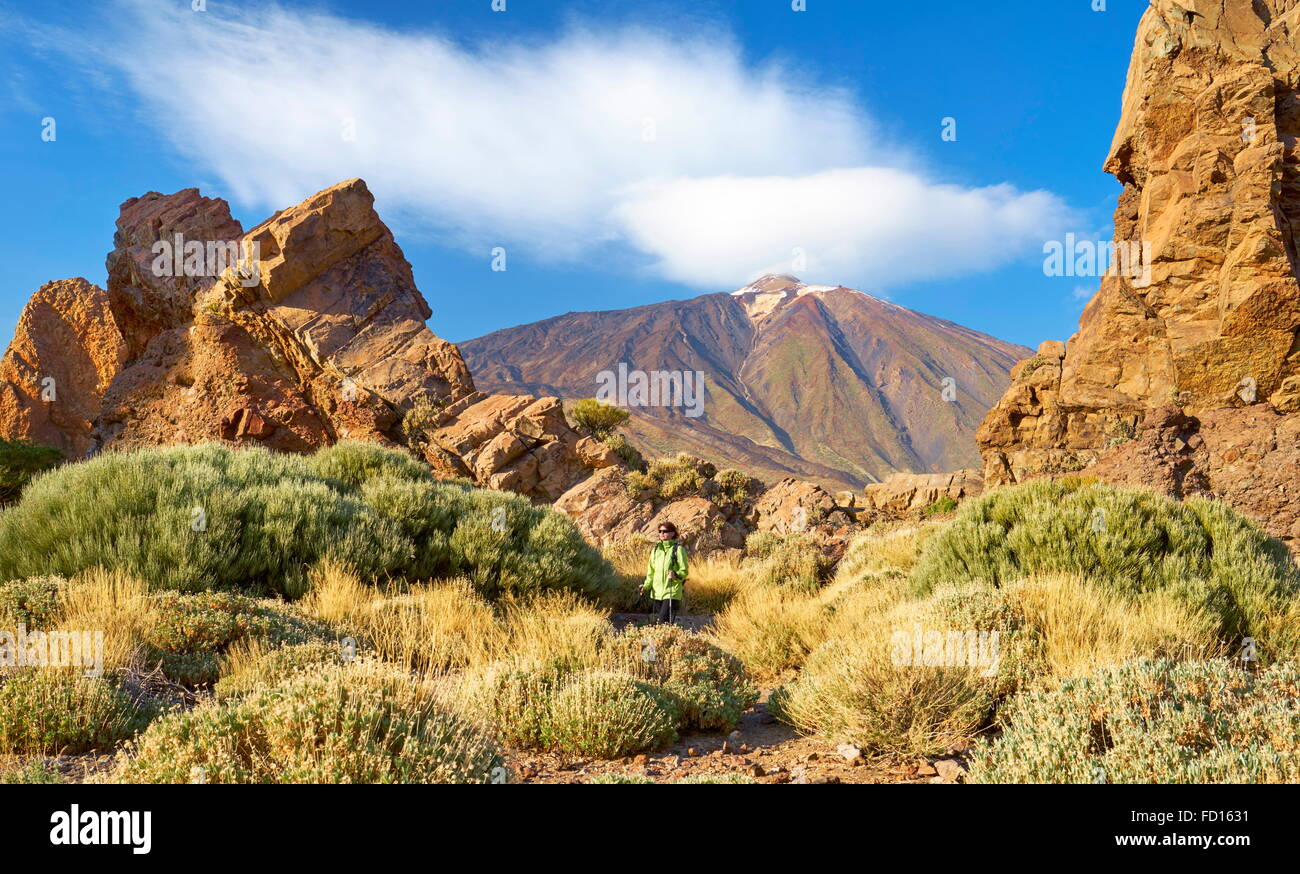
{"left": 110, "top": 664, "right": 504, "bottom": 784}
{"left": 0, "top": 442, "right": 616, "bottom": 600}
{"left": 910, "top": 479, "right": 1300, "bottom": 645}
{"left": 144, "top": 591, "right": 334, "bottom": 686}
{"left": 968, "top": 658, "right": 1300, "bottom": 784}
{"left": 0, "top": 576, "right": 66, "bottom": 626}
{"left": 543, "top": 670, "right": 678, "bottom": 759}
{"left": 607, "top": 625, "right": 758, "bottom": 732}
{"left": 0, "top": 669, "right": 159, "bottom": 755}
{"left": 436, "top": 659, "right": 565, "bottom": 749}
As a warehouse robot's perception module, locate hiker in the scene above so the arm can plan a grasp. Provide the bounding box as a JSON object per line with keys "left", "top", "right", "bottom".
{"left": 640, "top": 522, "right": 688, "bottom": 624}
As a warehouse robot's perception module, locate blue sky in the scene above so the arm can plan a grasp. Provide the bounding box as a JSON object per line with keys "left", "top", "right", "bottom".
{"left": 0, "top": 0, "right": 1148, "bottom": 350}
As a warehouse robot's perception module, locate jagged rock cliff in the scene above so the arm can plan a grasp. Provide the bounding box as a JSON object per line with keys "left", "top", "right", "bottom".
{"left": 978, "top": 0, "right": 1300, "bottom": 548}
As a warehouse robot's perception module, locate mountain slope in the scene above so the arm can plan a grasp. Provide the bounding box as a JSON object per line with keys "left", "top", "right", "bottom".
{"left": 462, "top": 275, "right": 1030, "bottom": 490}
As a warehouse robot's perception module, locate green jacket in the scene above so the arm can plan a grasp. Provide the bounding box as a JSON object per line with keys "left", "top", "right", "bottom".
{"left": 643, "top": 539, "right": 688, "bottom": 601}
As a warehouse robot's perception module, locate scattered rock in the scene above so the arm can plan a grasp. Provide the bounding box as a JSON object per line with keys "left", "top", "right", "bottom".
{"left": 934, "top": 759, "right": 967, "bottom": 783}
{"left": 836, "top": 743, "right": 863, "bottom": 764}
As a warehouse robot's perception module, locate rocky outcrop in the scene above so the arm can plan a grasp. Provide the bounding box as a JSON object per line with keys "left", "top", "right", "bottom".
{"left": 862, "top": 468, "right": 983, "bottom": 516}
{"left": 750, "top": 477, "right": 856, "bottom": 533}
{"left": 553, "top": 464, "right": 753, "bottom": 552}
{"left": 1, "top": 179, "right": 610, "bottom": 506}
{"left": 554, "top": 466, "right": 656, "bottom": 546}
{"left": 92, "top": 179, "right": 475, "bottom": 454}
{"left": 417, "top": 392, "right": 619, "bottom": 502}
{"left": 977, "top": 0, "right": 1300, "bottom": 548}
{"left": 1083, "top": 403, "right": 1300, "bottom": 548}
{"left": 0, "top": 278, "right": 128, "bottom": 458}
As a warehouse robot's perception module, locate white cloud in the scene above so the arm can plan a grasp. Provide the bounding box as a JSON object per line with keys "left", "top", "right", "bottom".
{"left": 615, "top": 169, "right": 1072, "bottom": 288}
{"left": 78, "top": 0, "right": 1075, "bottom": 290}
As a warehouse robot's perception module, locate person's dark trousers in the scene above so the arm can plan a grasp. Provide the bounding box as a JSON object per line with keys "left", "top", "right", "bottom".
{"left": 651, "top": 598, "right": 682, "bottom": 624}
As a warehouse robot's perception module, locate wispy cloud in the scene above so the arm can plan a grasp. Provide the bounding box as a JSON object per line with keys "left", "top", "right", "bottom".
{"left": 53, "top": 0, "right": 1078, "bottom": 290}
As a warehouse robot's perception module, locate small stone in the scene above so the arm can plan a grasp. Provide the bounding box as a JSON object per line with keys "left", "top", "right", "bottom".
{"left": 934, "top": 759, "right": 967, "bottom": 783}
{"left": 805, "top": 752, "right": 819, "bottom": 762}
{"left": 917, "top": 761, "right": 938, "bottom": 777}
{"left": 687, "top": 747, "right": 699, "bottom": 757}
{"left": 632, "top": 754, "right": 648, "bottom": 766}
{"left": 728, "top": 730, "right": 742, "bottom": 741}
{"left": 836, "top": 743, "right": 863, "bottom": 763}
{"left": 747, "top": 763, "right": 765, "bottom": 778}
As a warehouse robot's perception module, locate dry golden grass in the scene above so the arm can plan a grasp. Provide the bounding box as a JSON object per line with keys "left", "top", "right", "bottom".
{"left": 1002, "top": 575, "right": 1225, "bottom": 682}
{"left": 495, "top": 591, "right": 610, "bottom": 672}
{"left": 684, "top": 551, "right": 748, "bottom": 612}
{"left": 55, "top": 567, "right": 158, "bottom": 672}
{"left": 836, "top": 521, "right": 939, "bottom": 580}
{"left": 298, "top": 561, "right": 613, "bottom": 677}
{"left": 708, "top": 526, "right": 919, "bottom": 684}
{"left": 771, "top": 596, "right": 992, "bottom": 757}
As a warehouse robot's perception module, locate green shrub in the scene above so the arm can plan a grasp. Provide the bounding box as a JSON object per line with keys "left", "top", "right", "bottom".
{"left": 0, "top": 576, "right": 66, "bottom": 626}
{"left": 1018, "top": 355, "right": 1048, "bottom": 377}
{"left": 623, "top": 453, "right": 716, "bottom": 501}
{"left": 109, "top": 664, "right": 503, "bottom": 784}
{"left": 399, "top": 395, "right": 447, "bottom": 446}
{"left": 968, "top": 658, "right": 1300, "bottom": 784}
{"left": 603, "top": 434, "right": 645, "bottom": 472}
{"left": 440, "top": 660, "right": 564, "bottom": 749}
{"left": 570, "top": 398, "right": 630, "bottom": 440}
{"left": 588, "top": 773, "right": 654, "bottom": 784}
{"left": 0, "top": 670, "right": 159, "bottom": 755}
{"left": 0, "top": 438, "right": 62, "bottom": 505}
{"left": 909, "top": 480, "right": 1300, "bottom": 651}
{"left": 144, "top": 591, "right": 334, "bottom": 686}
{"left": 923, "top": 496, "right": 958, "bottom": 516}
{"left": 0, "top": 442, "right": 616, "bottom": 601}
{"left": 713, "top": 469, "right": 754, "bottom": 506}
{"left": 441, "top": 624, "right": 750, "bottom": 758}
{"left": 542, "top": 670, "right": 678, "bottom": 759}
{"left": 1, "top": 759, "right": 65, "bottom": 783}
{"left": 606, "top": 624, "right": 758, "bottom": 732}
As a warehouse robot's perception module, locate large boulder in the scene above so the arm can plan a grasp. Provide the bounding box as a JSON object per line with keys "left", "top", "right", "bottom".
{"left": 553, "top": 466, "right": 655, "bottom": 547}
{"left": 421, "top": 393, "right": 620, "bottom": 502}
{"left": 862, "top": 469, "right": 983, "bottom": 516}
{"left": 0, "top": 278, "right": 128, "bottom": 458}
{"left": 749, "top": 477, "right": 843, "bottom": 533}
